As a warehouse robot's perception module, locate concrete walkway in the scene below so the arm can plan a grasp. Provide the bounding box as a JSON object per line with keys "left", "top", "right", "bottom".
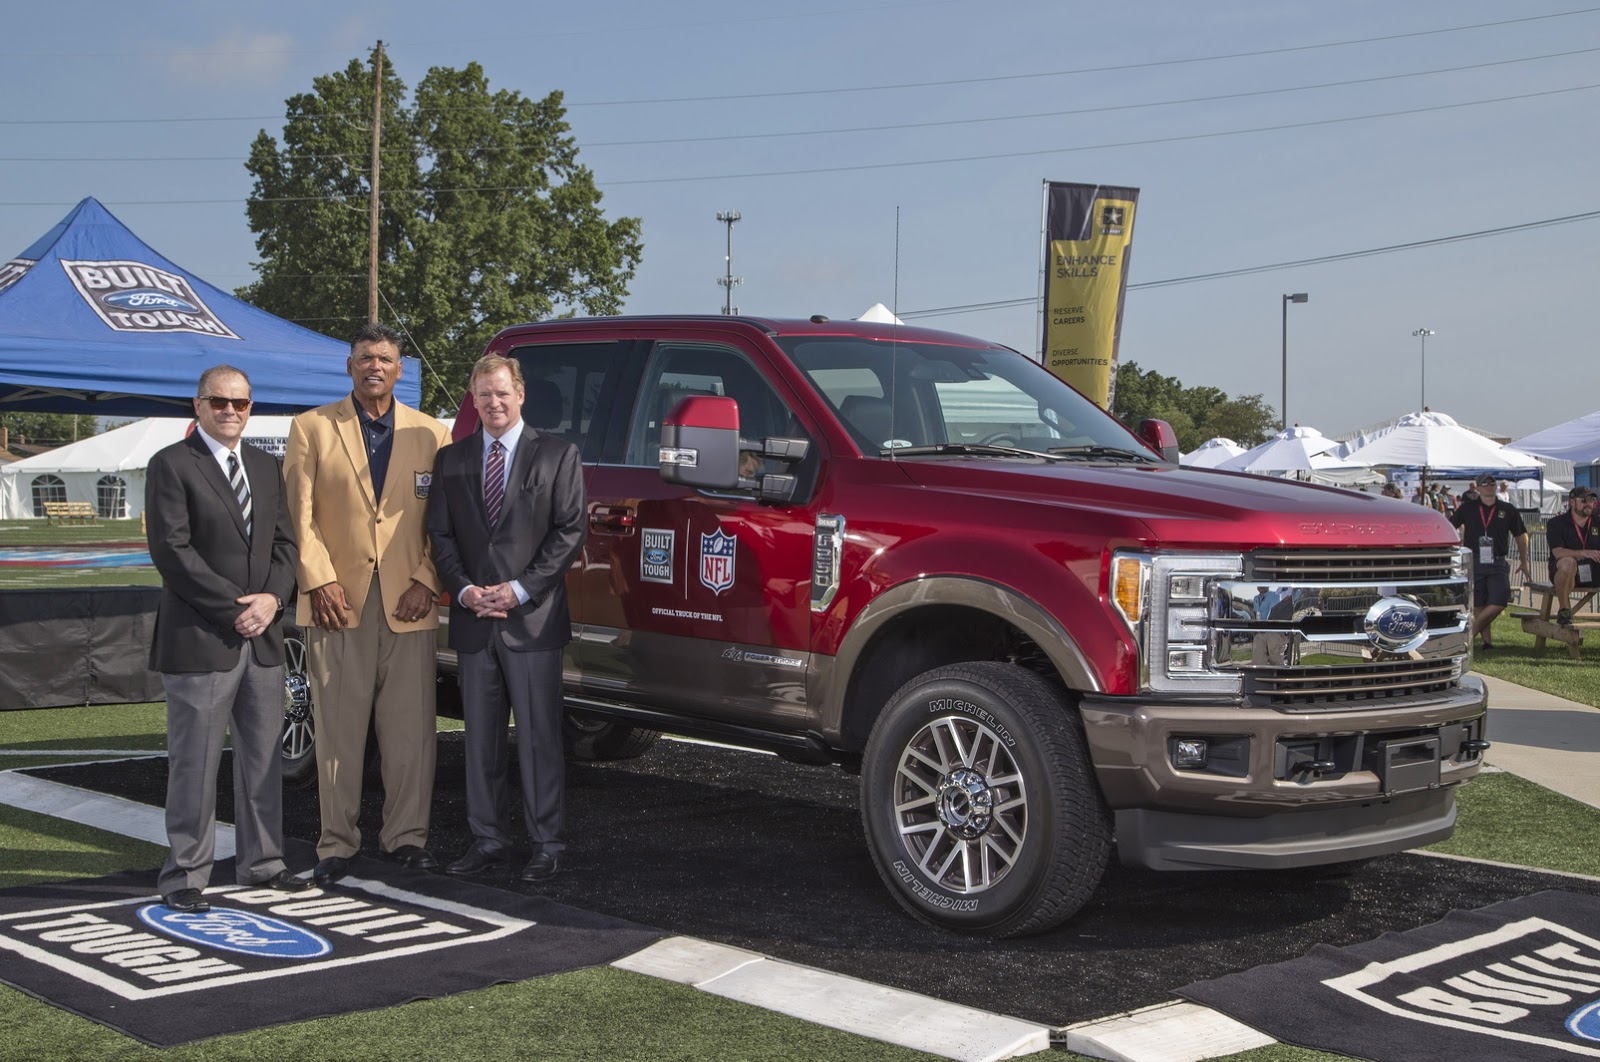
{"left": 1482, "top": 673, "right": 1600, "bottom": 809}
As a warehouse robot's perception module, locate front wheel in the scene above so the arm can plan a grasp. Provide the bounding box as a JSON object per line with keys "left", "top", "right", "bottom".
{"left": 563, "top": 713, "right": 661, "bottom": 760}
{"left": 280, "top": 629, "right": 316, "bottom": 788}
{"left": 860, "top": 662, "right": 1111, "bottom": 937}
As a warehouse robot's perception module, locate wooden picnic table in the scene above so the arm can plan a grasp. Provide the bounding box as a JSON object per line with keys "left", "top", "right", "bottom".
{"left": 1516, "top": 580, "right": 1599, "bottom": 660}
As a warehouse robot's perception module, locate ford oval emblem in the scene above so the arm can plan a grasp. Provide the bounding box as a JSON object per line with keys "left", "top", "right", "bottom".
{"left": 138, "top": 904, "right": 332, "bottom": 959}
{"left": 1362, "top": 596, "right": 1430, "bottom": 653}
{"left": 1568, "top": 999, "right": 1600, "bottom": 1042}
{"left": 104, "top": 290, "right": 198, "bottom": 313}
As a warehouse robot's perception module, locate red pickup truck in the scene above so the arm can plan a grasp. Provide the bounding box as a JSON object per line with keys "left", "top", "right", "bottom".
{"left": 294, "top": 313, "right": 1487, "bottom": 937}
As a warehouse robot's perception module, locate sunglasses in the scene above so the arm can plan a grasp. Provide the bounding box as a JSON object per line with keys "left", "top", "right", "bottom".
{"left": 200, "top": 396, "right": 252, "bottom": 412}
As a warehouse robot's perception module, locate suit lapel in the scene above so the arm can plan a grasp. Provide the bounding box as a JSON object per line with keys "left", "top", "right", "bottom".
{"left": 335, "top": 397, "right": 378, "bottom": 513}
{"left": 187, "top": 433, "right": 249, "bottom": 541}
{"left": 463, "top": 430, "right": 488, "bottom": 531}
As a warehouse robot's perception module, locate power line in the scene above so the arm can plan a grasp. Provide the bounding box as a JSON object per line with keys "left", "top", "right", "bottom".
{"left": 898, "top": 209, "right": 1600, "bottom": 319}
{"left": 3, "top": 8, "right": 1596, "bottom": 126}
{"left": 574, "top": 7, "right": 1600, "bottom": 105}
{"left": 6, "top": 45, "right": 1594, "bottom": 162}
{"left": 0, "top": 83, "right": 1591, "bottom": 209}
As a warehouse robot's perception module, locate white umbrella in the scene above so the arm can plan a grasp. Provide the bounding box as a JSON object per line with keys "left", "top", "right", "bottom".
{"left": 1216, "top": 426, "right": 1364, "bottom": 475}
{"left": 1180, "top": 437, "right": 1246, "bottom": 469}
{"left": 1341, "top": 411, "right": 1541, "bottom": 471}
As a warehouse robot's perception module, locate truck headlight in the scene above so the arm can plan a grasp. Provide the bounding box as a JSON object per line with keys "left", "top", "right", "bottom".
{"left": 1111, "top": 550, "right": 1244, "bottom": 695}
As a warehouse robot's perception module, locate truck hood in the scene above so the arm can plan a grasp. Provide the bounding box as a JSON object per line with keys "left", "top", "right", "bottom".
{"left": 890, "top": 458, "right": 1459, "bottom": 550}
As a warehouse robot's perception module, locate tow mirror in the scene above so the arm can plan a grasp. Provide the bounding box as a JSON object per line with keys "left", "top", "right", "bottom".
{"left": 660, "top": 394, "right": 813, "bottom": 503}
{"left": 1138, "top": 418, "right": 1180, "bottom": 463}
{"left": 660, "top": 395, "right": 742, "bottom": 490}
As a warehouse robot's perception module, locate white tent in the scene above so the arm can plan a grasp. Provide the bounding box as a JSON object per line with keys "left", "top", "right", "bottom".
{"left": 1180, "top": 437, "right": 1246, "bottom": 469}
{"left": 0, "top": 416, "right": 295, "bottom": 519}
{"left": 1509, "top": 410, "right": 1600, "bottom": 464}
{"left": 855, "top": 303, "right": 906, "bottom": 325}
{"left": 1340, "top": 411, "right": 1542, "bottom": 473}
{"left": 1216, "top": 426, "right": 1363, "bottom": 475}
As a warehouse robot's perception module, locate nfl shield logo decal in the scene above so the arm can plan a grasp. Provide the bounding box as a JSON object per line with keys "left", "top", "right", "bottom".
{"left": 699, "top": 529, "right": 736, "bottom": 594}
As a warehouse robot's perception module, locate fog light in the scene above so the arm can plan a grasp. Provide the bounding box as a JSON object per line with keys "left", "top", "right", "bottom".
{"left": 1173, "top": 738, "right": 1208, "bottom": 769}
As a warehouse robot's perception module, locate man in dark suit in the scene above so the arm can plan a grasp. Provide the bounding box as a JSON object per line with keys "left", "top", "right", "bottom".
{"left": 427, "top": 354, "right": 585, "bottom": 882}
{"left": 145, "top": 365, "right": 308, "bottom": 912}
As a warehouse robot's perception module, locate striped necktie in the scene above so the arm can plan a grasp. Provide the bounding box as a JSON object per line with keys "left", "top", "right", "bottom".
{"left": 227, "top": 452, "right": 252, "bottom": 536}
{"left": 484, "top": 439, "right": 505, "bottom": 526}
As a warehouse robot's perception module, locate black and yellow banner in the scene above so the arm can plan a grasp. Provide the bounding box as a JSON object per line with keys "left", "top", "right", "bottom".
{"left": 1040, "top": 181, "right": 1139, "bottom": 409}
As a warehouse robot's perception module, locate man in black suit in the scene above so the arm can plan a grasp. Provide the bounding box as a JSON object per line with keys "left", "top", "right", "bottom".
{"left": 427, "top": 355, "right": 585, "bottom": 883}
{"left": 145, "top": 365, "right": 308, "bottom": 911}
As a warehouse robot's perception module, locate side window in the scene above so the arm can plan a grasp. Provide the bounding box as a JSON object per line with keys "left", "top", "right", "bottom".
{"left": 506, "top": 341, "right": 627, "bottom": 462}
{"left": 623, "top": 344, "right": 797, "bottom": 472}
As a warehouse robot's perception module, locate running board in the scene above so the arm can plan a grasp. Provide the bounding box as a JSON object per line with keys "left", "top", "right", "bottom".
{"left": 564, "top": 695, "right": 836, "bottom": 764}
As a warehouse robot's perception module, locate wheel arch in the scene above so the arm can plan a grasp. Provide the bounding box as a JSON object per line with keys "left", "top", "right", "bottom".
{"left": 820, "top": 576, "right": 1100, "bottom": 753}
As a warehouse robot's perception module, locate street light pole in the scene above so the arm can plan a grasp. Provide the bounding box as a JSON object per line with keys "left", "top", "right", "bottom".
{"left": 1281, "top": 293, "right": 1308, "bottom": 430}
{"left": 1412, "top": 328, "right": 1435, "bottom": 410}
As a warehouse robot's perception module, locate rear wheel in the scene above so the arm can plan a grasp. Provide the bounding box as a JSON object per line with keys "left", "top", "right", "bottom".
{"left": 563, "top": 713, "right": 661, "bottom": 760}
{"left": 280, "top": 629, "right": 316, "bottom": 788}
{"left": 860, "top": 661, "right": 1111, "bottom": 937}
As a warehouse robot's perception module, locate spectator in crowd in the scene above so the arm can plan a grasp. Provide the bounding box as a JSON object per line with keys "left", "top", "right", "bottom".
{"left": 1382, "top": 482, "right": 1404, "bottom": 499}
{"left": 427, "top": 355, "right": 586, "bottom": 883}
{"left": 145, "top": 365, "right": 306, "bottom": 912}
{"left": 1547, "top": 486, "right": 1600, "bottom": 627}
{"left": 284, "top": 323, "right": 452, "bottom": 886}
{"left": 1451, "top": 472, "right": 1531, "bottom": 651}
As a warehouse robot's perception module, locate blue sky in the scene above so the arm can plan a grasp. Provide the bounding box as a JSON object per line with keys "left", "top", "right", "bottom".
{"left": 3, "top": 1, "right": 1595, "bottom": 437}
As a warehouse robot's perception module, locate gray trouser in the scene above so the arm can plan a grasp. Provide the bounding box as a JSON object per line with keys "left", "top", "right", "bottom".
{"left": 458, "top": 639, "right": 565, "bottom": 855}
{"left": 159, "top": 642, "right": 287, "bottom": 894}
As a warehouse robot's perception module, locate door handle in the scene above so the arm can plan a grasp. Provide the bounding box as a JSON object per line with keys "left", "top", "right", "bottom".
{"left": 589, "top": 506, "right": 636, "bottom": 533}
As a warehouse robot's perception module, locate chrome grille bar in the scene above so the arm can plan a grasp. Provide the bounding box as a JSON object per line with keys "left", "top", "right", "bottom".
{"left": 1250, "top": 549, "right": 1459, "bottom": 583}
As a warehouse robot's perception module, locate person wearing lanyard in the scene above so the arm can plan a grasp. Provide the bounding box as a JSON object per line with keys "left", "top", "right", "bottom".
{"left": 1449, "top": 472, "right": 1530, "bottom": 651}
{"left": 1547, "top": 485, "right": 1600, "bottom": 626}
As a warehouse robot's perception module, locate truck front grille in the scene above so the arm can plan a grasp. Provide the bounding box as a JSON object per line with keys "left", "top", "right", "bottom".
{"left": 1247, "top": 658, "right": 1460, "bottom": 706}
{"left": 1250, "top": 549, "right": 1459, "bottom": 584}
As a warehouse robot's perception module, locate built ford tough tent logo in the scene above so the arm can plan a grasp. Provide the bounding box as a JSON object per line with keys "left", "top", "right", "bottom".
{"left": 137, "top": 905, "right": 331, "bottom": 959}
{"left": 60, "top": 259, "right": 240, "bottom": 339}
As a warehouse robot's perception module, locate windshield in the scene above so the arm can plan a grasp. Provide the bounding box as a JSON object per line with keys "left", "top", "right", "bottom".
{"left": 777, "top": 335, "right": 1150, "bottom": 457}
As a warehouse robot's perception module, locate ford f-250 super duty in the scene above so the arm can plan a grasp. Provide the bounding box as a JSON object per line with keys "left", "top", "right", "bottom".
{"left": 407, "top": 313, "right": 1488, "bottom": 937}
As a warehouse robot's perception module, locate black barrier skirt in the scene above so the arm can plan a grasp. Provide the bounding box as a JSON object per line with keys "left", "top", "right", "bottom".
{"left": 0, "top": 587, "right": 163, "bottom": 708}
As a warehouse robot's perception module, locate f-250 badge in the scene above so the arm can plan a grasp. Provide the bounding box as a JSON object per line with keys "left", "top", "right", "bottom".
{"left": 699, "top": 529, "right": 736, "bottom": 594}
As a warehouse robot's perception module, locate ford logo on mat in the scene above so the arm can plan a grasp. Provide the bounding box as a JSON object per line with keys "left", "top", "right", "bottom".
{"left": 1363, "top": 596, "right": 1430, "bottom": 653}
{"left": 105, "top": 290, "right": 198, "bottom": 312}
{"left": 138, "top": 904, "right": 331, "bottom": 959}
{"left": 1567, "top": 999, "right": 1600, "bottom": 1042}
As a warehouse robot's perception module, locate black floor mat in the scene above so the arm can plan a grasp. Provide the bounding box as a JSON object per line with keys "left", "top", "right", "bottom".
{"left": 31, "top": 736, "right": 1600, "bottom": 1026}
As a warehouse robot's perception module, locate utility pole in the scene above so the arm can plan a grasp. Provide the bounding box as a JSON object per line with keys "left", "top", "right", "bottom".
{"left": 367, "top": 40, "right": 384, "bottom": 324}
{"left": 716, "top": 210, "right": 742, "bottom": 314}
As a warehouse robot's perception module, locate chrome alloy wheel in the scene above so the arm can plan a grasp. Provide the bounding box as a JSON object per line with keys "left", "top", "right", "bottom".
{"left": 893, "top": 715, "right": 1027, "bottom": 894}
{"left": 281, "top": 634, "right": 314, "bottom": 762}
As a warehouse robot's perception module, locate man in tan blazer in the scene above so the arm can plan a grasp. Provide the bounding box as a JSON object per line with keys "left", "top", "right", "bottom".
{"left": 284, "top": 322, "right": 451, "bottom": 885}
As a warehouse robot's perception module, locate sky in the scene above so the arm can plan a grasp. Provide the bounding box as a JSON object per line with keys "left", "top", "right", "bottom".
{"left": 2, "top": 1, "right": 1596, "bottom": 439}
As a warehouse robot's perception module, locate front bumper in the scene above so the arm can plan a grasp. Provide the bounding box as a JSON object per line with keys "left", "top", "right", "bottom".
{"left": 1078, "top": 676, "right": 1487, "bottom": 869}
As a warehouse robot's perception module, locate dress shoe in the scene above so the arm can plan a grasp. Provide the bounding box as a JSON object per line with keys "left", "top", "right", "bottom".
{"left": 384, "top": 844, "right": 439, "bottom": 871}
{"left": 312, "top": 856, "right": 350, "bottom": 887}
{"left": 161, "top": 888, "right": 210, "bottom": 913}
{"left": 445, "top": 847, "right": 505, "bottom": 876}
{"left": 250, "top": 869, "right": 312, "bottom": 892}
{"left": 520, "top": 851, "right": 561, "bottom": 883}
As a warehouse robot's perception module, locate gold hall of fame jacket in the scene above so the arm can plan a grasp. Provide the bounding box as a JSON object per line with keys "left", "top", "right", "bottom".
{"left": 283, "top": 395, "right": 451, "bottom": 632}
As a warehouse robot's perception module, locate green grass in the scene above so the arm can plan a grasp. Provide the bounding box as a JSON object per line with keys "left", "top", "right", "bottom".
{"left": 0, "top": 517, "right": 146, "bottom": 546}
{"left": 1471, "top": 611, "right": 1600, "bottom": 708}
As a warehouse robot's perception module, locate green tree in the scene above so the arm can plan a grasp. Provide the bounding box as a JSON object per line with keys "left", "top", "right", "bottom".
{"left": 240, "top": 50, "right": 642, "bottom": 412}
{"left": 1111, "top": 362, "right": 1276, "bottom": 451}
{"left": 1, "top": 413, "right": 94, "bottom": 448}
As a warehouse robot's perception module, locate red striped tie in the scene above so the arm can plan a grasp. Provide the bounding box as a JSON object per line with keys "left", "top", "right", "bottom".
{"left": 484, "top": 439, "right": 505, "bottom": 525}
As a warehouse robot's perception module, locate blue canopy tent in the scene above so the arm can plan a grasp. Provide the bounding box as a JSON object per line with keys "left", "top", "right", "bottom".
{"left": 0, "top": 197, "right": 420, "bottom": 416}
